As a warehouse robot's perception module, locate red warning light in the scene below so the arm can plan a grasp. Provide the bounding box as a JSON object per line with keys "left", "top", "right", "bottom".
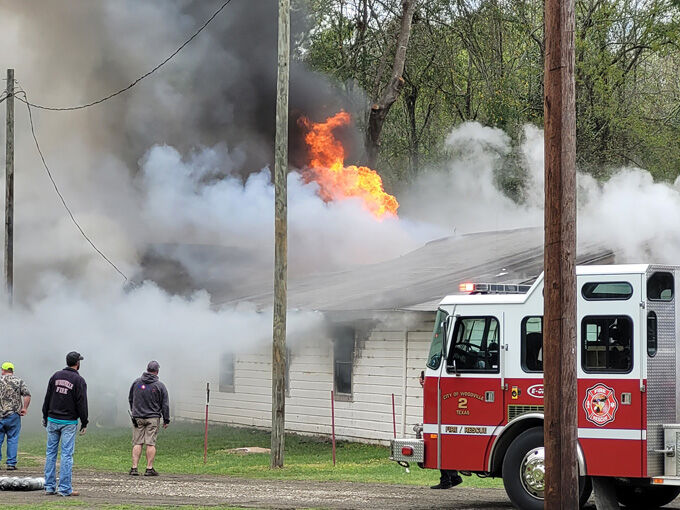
{"left": 459, "top": 282, "right": 475, "bottom": 293}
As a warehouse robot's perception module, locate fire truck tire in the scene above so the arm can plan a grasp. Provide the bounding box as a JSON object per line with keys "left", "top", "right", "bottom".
{"left": 615, "top": 484, "right": 680, "bottom": 509}
{"left": 502, "top": 427, "right": 592, "bottom": 510}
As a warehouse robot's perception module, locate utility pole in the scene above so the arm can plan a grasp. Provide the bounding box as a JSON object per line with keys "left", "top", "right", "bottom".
{"left": 4, "top": 69, "right": 14, "bottom": 304}
{"left": 543, "top": 0, "right": 578, "bottom": 504}
{"left": 271, "top": 0, "right": 290, "bottom": 469}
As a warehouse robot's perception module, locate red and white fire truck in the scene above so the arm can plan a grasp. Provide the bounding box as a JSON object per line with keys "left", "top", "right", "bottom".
{"left": 391, "top": 265, "right": 680, "bottom": 509}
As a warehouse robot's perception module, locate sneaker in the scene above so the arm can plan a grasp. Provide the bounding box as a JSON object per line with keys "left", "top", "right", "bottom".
{"left": 129, "top": 467, "right": 139, "bottom": 476}
{"left": 144, "top": 467, "right": 159, "bottom": 476}
{"left": 58, "top": 490, "right": 80, "bottom": 497}
{"left": 6, "top": 465, "right": 16, "bottom": 471}
{"left": 45, "top": 491, "right": 56, "bottom": 496}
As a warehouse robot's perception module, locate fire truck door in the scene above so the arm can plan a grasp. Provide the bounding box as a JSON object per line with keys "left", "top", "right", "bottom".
{"left": 437, "top": 314, "right": 505, "bottom": 471}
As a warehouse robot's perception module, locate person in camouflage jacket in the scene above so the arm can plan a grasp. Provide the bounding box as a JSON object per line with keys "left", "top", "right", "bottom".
{"left": 0, "top": 361, "right": 31, "bottom": 470}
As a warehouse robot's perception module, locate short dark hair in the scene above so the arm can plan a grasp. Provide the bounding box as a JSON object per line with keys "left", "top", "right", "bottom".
{"left": 147, "top": 360, "right": 160, "bottom": 373}
{"left": 66, "top": 351, "right": 84, "bottom": 367}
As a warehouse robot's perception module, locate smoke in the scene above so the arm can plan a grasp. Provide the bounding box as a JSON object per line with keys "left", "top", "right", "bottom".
{"left": 399, "top": 122, "right": 542, "bottom": 233}
{"left": 0, "top": 277, "right": 325, "bottom": 427}
{"left": 403, "top": 121, "right": 680, "bottom": 264}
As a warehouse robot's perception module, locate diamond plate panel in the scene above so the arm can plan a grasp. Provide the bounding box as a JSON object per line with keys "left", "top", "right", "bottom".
{"left": 647, "top": 267, "right": 677, "bottom": 476}
{"left": 390, "top": 438, "right": 425, "bottom": 463}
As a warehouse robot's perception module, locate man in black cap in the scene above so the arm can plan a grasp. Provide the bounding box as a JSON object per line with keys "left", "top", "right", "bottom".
{"left": 128, "top": 360, "right": 170, "bottom": 476}
{"left": 42, "top": 351, "right": 88, "bottom": 496}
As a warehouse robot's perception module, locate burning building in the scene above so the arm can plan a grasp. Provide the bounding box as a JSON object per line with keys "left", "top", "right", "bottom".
{"left": 173, "top": 228, "right": 612, "bottom": 443}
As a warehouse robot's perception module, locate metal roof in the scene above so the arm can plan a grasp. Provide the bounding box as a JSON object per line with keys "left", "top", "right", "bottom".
{"left": 214, "top": 227, "right": 614, "bottom": 313}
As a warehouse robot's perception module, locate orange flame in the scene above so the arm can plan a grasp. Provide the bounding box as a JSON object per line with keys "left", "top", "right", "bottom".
{"left": 300, "top": 111, "right": 399, "bottom": 219}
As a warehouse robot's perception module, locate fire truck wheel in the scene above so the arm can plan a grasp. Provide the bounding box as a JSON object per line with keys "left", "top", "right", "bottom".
{"left": 615, "top": 483, "right": 680, "bottom": 509}
{"left": 502, "top": 427, "right": 592, "bottom": 510}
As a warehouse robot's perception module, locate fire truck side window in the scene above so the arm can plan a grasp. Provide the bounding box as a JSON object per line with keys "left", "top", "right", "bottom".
{"left": 447, "top": 317, "right": 500, "bottom": 373}
{"left": 647, "top": 272, "right": 674, "bottom": 301}
{"left": 582, "top": 281, "right": 633, "bottom": 300}
{"left": 647, "top": 311, "right": 658, "bottom": 357}
{"left": 582, "top": 316, "right": 633, "bottom": 373}
{"left": 521, "top": 316, "right": 543, "bottom": 373}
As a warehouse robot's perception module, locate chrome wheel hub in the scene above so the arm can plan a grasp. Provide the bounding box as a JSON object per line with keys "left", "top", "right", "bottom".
{"left": 520, "top": 447, "right": 545, "bottom": 499}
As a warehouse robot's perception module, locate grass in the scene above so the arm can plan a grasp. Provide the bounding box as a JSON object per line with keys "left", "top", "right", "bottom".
{"left": 18, "top": 422, "right": 503, "bottom": 489}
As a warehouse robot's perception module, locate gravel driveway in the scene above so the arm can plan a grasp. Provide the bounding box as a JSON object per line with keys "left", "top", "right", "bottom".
{"left": 3, "top": 468, "right": 680, "bottom": 509}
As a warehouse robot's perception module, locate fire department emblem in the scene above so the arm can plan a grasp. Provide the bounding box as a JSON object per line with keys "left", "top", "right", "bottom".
{"left": 583, "top": 384, "right": 618, "bottom": 426}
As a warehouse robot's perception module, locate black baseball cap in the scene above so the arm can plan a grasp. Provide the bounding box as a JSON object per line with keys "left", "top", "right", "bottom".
{"left": 66, "top": 351, "right": 84, "bottom": 366}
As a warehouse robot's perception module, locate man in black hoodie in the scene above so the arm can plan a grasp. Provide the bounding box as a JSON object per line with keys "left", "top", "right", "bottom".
{"left": 128, "top": 361, "right": 170, "bottom": 476}
{"left": 42, "top": 351, "right": 88, "bottom": 496}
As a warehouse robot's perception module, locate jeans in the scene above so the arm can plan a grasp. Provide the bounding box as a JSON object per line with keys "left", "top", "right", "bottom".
{"left": 0, "top": 413, "right": 21, "bottom": 466}
{"left": 44, "top": 421, "right": 78, "bottom": 495}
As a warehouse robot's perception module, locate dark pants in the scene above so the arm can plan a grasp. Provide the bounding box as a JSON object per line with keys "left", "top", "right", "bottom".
{"left": 440, "top": 469, "right": 460, "bottom": 484}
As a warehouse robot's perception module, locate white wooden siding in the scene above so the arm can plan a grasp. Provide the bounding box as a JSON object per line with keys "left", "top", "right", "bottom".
{"left": 175, "top": 315, "right": 435, "bottom": 443}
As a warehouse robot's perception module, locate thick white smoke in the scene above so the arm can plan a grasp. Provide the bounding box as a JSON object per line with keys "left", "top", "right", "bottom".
{"left": 137, "top": 143, "right": 441, "bottom": 281}
{"left": 0, "top": 277, "right": 325, "bottom": 427}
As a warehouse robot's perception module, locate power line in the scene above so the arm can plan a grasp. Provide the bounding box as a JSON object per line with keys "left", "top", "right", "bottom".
{"left": 15, "top": 0, "right": 235, "bottom": 112}
{"left": 16, "top": 89, "right": 129, "bottom": 281}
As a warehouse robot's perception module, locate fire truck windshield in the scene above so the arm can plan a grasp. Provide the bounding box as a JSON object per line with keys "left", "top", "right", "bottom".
{"left": 426, "top": 309, "right": 448, "bottom": 370}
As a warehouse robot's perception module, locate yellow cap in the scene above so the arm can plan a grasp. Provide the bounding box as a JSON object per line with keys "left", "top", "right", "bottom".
{"left": 1, "top": 362, "right": 14, "bottom": 371}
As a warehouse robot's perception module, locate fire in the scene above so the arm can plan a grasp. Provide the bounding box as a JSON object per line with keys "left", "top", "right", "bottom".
{"left": 300, "top": 111, "right": 399, "bottom": 219}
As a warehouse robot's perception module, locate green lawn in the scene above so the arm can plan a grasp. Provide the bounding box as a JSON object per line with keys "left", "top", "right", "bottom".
{"left": 18, "top": 422, "right": 502, "bottom": 489}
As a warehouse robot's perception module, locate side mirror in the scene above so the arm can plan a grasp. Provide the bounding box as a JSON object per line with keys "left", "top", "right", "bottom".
{"left": 441, "top": 315, "right": 453, "bottom": 359}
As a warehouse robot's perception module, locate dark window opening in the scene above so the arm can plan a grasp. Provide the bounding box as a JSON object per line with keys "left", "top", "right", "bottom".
{"left": 648, "top": 272, "right": 674, "bottom": 301}
{"left": 582, "top": 316, "right": 633, "bottom": 373}
{"left": 447, "top": 316, "right": 500, "bottom": 373}
{"left": 521, "top": 316, "right": 543, "bottom": 373}
{"left": 219, "top": 352, "right": 235, "bottom": 393}
{"left": 647, "top": 312, "right": 658, "bottom": 357}
{"left": 333, "top": 327, "right": 355, "bottom": 396}
{"left": 582, "top": 281, "right": 633, "bottom": 300}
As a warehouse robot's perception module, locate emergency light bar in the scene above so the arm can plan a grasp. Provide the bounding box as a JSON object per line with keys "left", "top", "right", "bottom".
{"left": 458, "top": 282, "right": 531, "bottom": 294}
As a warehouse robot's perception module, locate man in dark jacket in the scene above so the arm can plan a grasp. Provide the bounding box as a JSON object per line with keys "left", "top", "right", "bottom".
{"left": 128, "top": 360, "right": 170, "bottom": 476}
{"left": 42, "top": 352, "right": 88, "bottom": 496}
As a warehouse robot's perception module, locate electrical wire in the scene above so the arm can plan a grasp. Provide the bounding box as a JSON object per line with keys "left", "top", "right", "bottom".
{"left": 16, "top": 89, "right": 129, "bottom": 281}
{"left": 15, "top": 0, "right": 235, "bottom": 112}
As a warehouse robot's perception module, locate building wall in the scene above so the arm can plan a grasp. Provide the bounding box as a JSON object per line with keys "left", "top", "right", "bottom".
{"left": 175, "top": 315, "right": 435, "bottom": 443}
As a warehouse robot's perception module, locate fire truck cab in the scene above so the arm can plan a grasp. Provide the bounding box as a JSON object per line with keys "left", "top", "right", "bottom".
{"left": 391, "top": 264, "right": 680, "bottom": 509}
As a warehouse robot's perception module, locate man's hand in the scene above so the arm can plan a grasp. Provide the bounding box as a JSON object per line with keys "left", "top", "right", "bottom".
{"left": 163, "top": 423, "right": 169, "bottom": 429}
{"left": 79, "top": 427, "right": 87, "bottom": 436}
{"left": 19, "top": 409, "right": 27, "bottom": 416}
{"left": 42, "top": 418, "right": 47, "bottom": 428}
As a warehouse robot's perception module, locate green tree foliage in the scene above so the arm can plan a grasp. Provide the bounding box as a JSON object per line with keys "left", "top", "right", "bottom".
{"left": 300, "top": 0, "right": 680, "bottom": 189}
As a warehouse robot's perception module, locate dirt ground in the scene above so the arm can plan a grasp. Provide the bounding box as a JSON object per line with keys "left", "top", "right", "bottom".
{"left": 3, "top": 467, "right": 680, "bottom": 509}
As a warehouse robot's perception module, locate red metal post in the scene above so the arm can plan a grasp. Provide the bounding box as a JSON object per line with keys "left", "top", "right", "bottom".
{"left": 391, "top": 393, "right": 396, "bottom": 438}
{"left": 331, "top": 390, "right": 336, "bottom": 466}
{"left": 203, "top": 382, "right": 210, "bottom": 465}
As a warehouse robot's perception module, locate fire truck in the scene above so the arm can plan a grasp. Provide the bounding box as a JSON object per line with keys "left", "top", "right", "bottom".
{"left": 391, "top": 265, "right": 680, "bottom": 509}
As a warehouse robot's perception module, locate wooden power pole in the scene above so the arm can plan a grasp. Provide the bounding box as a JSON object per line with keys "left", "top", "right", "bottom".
{"left": 271, "top": 0, "right": 290, "bottom": 469}
{"left": 543, "top": 0, "right": 578, "bottom": 505}
{"left": 4, "top": 68, "right": 14, "bottom": 304}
